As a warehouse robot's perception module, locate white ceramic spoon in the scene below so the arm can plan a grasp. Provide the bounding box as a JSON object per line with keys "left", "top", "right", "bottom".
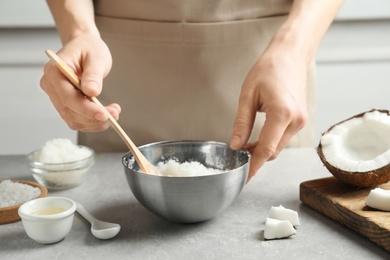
{"left": 76, "top": 203, "right": 121, "bottom": 240}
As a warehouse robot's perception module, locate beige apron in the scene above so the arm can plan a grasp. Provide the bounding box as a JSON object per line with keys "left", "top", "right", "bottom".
{"left": 79, "top": 0, "right": 316, "bottom": 152}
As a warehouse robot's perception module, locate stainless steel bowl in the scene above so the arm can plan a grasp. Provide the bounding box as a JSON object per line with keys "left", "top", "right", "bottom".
{"left": 122, "top": 140, "right": 250, "bottom": 223}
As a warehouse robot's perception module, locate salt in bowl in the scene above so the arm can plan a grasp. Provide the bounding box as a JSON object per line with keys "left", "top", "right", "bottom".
{"left": 27, "top": 146, "right": 95, "bottom": 190}
{"left": 0, "top": 180, "right": 47, "bottom": 224}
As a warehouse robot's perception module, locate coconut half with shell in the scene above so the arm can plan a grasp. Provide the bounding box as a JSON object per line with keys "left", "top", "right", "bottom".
{"left": 318, "top": 109, "right": 390, "bottom": 187}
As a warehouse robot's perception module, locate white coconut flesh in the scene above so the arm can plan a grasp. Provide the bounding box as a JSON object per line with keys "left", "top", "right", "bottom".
{"left": 321, "top": 110, "right": 390, "bottom": 172}
{"left": 263, "top": 205, "right": 299, "bottom": 240}
{"left": 269, "top": 205, "right": 300, "bottom": 227}
{"left": 366, "top": 187, "right": 390, "bottom": 211}
{"left": 264, "top": 218, "right": 296, "bottom": 240}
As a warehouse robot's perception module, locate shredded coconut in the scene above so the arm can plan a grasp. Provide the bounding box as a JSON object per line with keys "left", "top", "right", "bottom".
{"left": 38, "top": 138, "right": 92, "bottom": 163}
{"left": 0, "top": 180, "right": 41, "bottom": 208}
{"left": 156, "top": 159, "right": 223, "bottom": 177}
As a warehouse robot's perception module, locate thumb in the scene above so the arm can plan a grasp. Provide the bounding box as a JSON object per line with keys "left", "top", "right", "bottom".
{"left": 230, "top": 101, "right": 256, "bottom": 150}
{"left": 80, "top": 57, "right": 105, "bottom": 97}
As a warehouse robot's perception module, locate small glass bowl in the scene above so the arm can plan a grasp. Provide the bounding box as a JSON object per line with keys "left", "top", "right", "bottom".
{"left": 27, "top": 146, "right": 95, "bottom": 190}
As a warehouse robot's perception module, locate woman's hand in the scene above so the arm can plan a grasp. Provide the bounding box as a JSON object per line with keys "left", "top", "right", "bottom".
{"left": 40, "top": 33, "right": 121, "bottom": 132}
{"left": 230, "top": 43, "right": 308, "bottom": 182}
{"left": 230, "top": 0, "right": 344, "bottom": 182}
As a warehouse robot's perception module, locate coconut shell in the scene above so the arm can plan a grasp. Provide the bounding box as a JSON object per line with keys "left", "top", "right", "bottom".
{"left": 317, "top": 143, "right": 390, "bottom": 187}
{"left": 317, "top": 109, "right": 390, "bottom": 188}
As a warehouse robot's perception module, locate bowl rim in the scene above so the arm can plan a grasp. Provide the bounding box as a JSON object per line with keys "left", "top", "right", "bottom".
{"left": 137, "top": 140, "right": 246, "bottom": 149}
{"left": 122, "top": 140, "right": 251, "bottom": 178}
{"left": 18, "top": 196, "right": 77, "bottom": 220}
{"left": 0, "top": 180, "right": 48, "bottom": 224}
{"left": 27, "top": 145, "right": 95, "bottom": 167}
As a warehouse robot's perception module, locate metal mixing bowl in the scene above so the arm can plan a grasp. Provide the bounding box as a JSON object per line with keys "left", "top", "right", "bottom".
{"left": 122, "top": 140, "right": 250, "bottom": 223}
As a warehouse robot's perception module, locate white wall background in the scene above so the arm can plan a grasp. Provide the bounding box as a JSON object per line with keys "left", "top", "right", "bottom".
{"left": 316, "top": 0, "right": 390, "bottom": 141}
{"left": 0, "top": 0, "right": 390, "bottom": 155}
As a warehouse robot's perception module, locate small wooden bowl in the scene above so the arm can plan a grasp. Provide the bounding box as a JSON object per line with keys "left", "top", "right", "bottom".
{"left": 0, "top": 180, "right": 48, "bottom": 224}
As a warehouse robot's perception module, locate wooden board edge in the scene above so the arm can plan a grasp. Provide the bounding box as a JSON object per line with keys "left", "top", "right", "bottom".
{"left": 299, "top": 177, "right": 390, "bottom": 252}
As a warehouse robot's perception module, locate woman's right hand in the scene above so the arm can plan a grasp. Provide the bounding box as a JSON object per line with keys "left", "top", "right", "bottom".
{"left": 40, "top": 33, "right": 121, "bottom": 132}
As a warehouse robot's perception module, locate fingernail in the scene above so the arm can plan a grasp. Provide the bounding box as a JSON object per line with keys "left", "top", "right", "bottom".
{"left": 81, "top": 80, "right": 98, "bottom": 93}
{"left": 230, "top": 135, "right": 241, "bottom": 148}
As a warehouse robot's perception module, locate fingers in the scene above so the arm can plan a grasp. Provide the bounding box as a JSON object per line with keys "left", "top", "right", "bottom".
{"left": 230, "top": 88, "right": 257, "bottom": 150}
{"left": 67, "top": 103, "right": 120, "bottom": 132}
{"left": 40, "top": 58, "right": 120, "bottom": 132}
{"left": 80, "top": 55, "right": 106, "bottom": 97}
{"left": 246, "top": 109, "right": 307, "bottom": 182}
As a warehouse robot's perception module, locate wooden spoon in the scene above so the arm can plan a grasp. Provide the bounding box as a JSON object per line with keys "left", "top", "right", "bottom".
{"left": 45, "top": 50, "right": 160, "bottom": 176}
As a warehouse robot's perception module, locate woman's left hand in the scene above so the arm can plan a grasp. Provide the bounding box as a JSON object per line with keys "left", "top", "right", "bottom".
{"left": 230, "top": 43, "right": 308, "bottom": 182}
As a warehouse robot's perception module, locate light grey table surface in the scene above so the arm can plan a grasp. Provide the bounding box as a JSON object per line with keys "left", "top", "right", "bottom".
{"left": 0, "top": 148, "right": 389, "bottom": 260}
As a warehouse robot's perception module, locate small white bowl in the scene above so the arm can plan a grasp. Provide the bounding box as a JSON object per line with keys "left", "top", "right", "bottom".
{"left": 27, "top": 146, "right": 95, "bottom": 190}
{"left": 18, "top": 197, "right": 76, "bottom": 244}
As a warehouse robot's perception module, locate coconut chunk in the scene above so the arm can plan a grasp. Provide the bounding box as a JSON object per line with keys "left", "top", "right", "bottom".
{"left": 269, "top": 205, "right": 300, "bottom": 226}
{"left": 366, "top": 187, "right": 390, "bottom": 211}
{"left": 264, "top": 218, "right": 296, "bottom": 240}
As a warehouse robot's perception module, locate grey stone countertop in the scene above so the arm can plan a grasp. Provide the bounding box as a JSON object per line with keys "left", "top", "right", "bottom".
{"left": 0, "top": 148, "right": 389, "bottom": 259}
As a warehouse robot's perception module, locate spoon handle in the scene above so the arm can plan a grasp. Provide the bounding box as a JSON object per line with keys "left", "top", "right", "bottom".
{"left": 76, "top": 203, "right": 96, "bottom": 224}
{"left": 45, "top": 50, "right": 160, "bottom": 175}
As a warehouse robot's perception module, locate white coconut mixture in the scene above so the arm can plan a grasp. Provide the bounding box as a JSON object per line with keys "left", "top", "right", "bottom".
{"left": 156, "top": 159, "right": 223, "bottom": 177}
{"left": 0, "top": 180, "right": 41, "bottom": 208}
{"left": 38, "top": 138, "right": 92, "bottom": 163}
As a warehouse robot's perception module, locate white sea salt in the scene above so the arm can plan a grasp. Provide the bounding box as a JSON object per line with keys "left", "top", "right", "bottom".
{"left": 38, "top": 138, "right": 92, "bottom": 163}
{"left": 156, "top": 159, "right": 224, "bottom": 177}
{"left": 30, "top": 138, "right": 94, "bottom": 189}
{"left": 0, "top": 180, "right": 41, "bottom": 208}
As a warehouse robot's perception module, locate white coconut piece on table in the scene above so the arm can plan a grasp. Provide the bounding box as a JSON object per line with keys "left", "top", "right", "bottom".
{"left": 269, "top": 205, "right": 300, "bottom": 227}
{"left": 317, "top": 109, "right": 390, "bottom": 187}
{"left": 264, "top": 218, "right": 296, "bottom": 240}
{"left": 366, "top": 187, "right": 390, "bottom": 211}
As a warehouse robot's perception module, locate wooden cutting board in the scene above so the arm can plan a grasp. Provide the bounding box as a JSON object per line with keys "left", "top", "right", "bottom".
{"left": 300, "top": 177, "right": 390, "bottom": 252}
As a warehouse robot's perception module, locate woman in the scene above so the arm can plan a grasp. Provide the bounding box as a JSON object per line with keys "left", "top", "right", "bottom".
{"left": 40, "top": 0, "right": 344, "bottom": 181}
